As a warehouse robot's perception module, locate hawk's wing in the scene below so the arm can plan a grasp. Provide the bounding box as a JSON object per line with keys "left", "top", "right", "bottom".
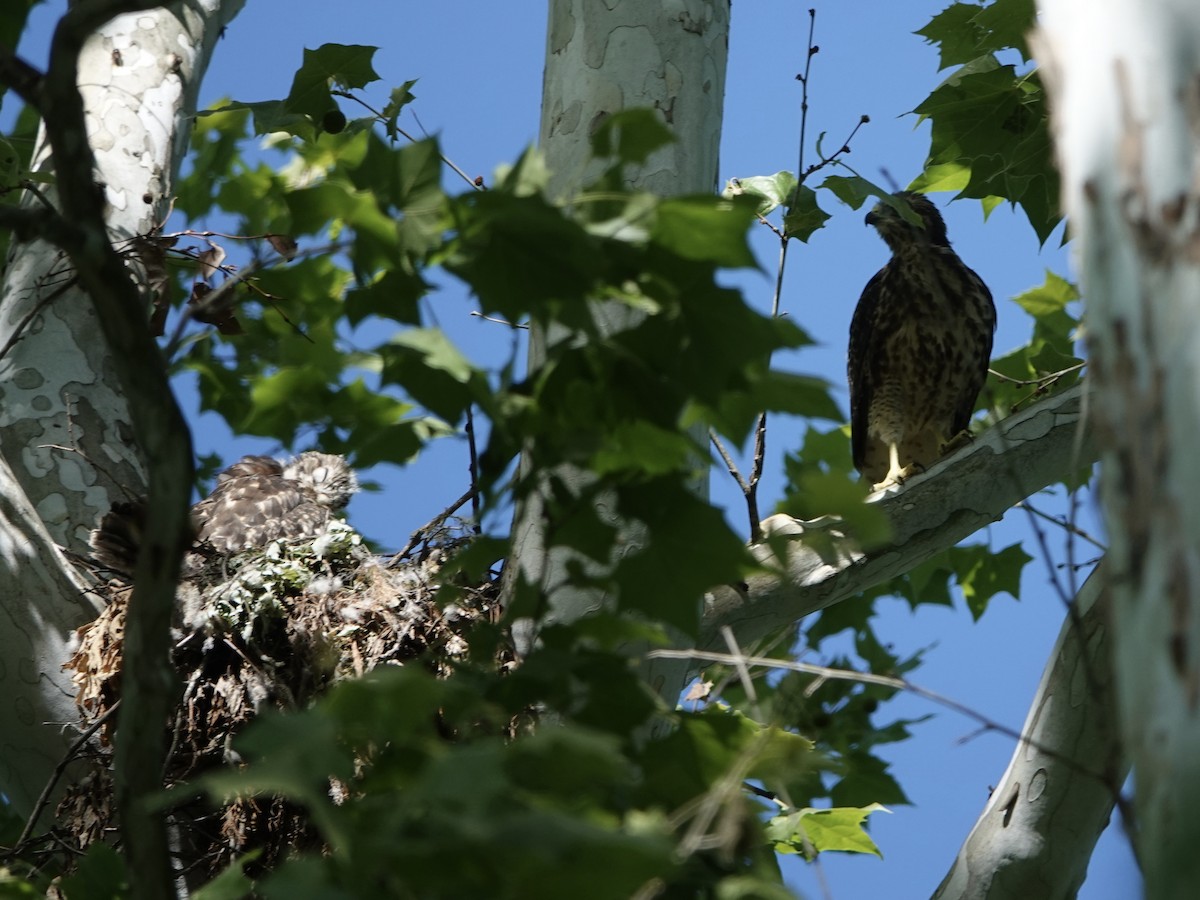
{"left": 848, "top": 266, "right": 887, "bottom": 472}
{"left": 192, "top": 456, "right": 329, "bottom": 553}
{"left": 947, "top": 263, "right": 996, "bottom": 437}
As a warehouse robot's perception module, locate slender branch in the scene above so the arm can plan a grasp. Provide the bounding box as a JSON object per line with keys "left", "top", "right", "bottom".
{"left": 1018, "top": 498, "right": 1106, "bottom": 550}
{"left": 989, "top": 362, "right": 1087, "bottom": 412}
{"left": 988, "top": 362, "right": 1085, "bottom": 387}
{"left": 732, "top": 14, "right": 871, "bottom": 545}
{"left": 736, "top": 9, "right": 825, "bottom": 543}
{"left": 0, "top": 45, "right": 45, "bottom": 110}
{"left": 390, "top": 486, "right": 478, "bottom": 563}
{"left": 161, "top": 239, "right": 347, "bottom": 358}
{"left": 709, "top": 430, "right": 750, "bottom": 494}
{"left": 0, "top": 203, "right": 76, "bottom": 246}
{"left": 15, "top": 702, "right": 121, "bottom": 850}
{"left": 647, "top": 646, "right": 1113, "bottom": 783}
{"left": 800, "top": 114, "right": 869, "bottom": 182}
{"left": 331, "top": 89, "right": 483, "bottom": 191}
{"left": 465, "top": 406, "right": 481, "bottom": 533}
{"left": 469, "top": 310, "right": 528, "bottom": 329}
{"left": 794, "top": 8, "right": 818, "bottom": 179}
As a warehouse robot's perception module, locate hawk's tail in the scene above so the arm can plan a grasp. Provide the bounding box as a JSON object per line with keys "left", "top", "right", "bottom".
{"left": 88, "top": 499, "right": 147, "bottom": 575}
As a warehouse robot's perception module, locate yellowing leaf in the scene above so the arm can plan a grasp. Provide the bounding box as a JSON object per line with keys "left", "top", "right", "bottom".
{"left": 767, "top": 803, "right": 890, "bottom": 860}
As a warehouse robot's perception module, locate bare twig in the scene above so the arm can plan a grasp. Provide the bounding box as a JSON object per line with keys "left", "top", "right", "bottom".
{"left": 989, "top": 362, "right": 1086, "bottom": 412}
{"left": 726, "top": 11, "right": 871, "bottom": 548}
{"left": 161, "top": 239, "right": 347, "bottom": 359}
{"left": 0, "top": 44, "right": 45, "bottom": 110}
{"left": 391, "top": 487, "right": 478, "bottom": 563}
{"left": 646, "top": 647, "right": 1114, "bottom": 782}
{"left": 470, "top": 310, "right": 528, "bottom": 329}
{"left": 16, "top": 702, "right": 121, "bottom": 849}
{"left": 1017, "top": 498, "right": 1106, "bottom": 551}
{"left": 708, "top": 430, "right": 749, "bottom": 494}
{"left": 331, "top": 89, "right": 483, "bottom": 191}
{"left": 794, "top": 8, "right": 818, "bottom": 180}
{"left": 465, "top": 406, "right": 481, "bottom": 533}
{"left": 799, "top": 114, "right": 869, "bottom": 182}
{"left": 987, "top": 362, "right": 1085, "bottom": 387}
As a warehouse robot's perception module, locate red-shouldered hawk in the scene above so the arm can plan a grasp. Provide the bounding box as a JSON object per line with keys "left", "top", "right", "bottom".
{"left": 849, "top": 192, "right": 996, "bottom": 490}
{"left": 89, "top": 451, "right": 358, "bottom": 573}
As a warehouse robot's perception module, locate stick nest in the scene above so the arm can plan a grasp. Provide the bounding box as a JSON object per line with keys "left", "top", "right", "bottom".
{"left": 56, "top": 519, "right": 501, "bottom": 879}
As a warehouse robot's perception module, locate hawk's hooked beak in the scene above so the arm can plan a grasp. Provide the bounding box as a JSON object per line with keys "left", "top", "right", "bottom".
{"left": 866, "top": 200, "right": 894, "bottom": 227}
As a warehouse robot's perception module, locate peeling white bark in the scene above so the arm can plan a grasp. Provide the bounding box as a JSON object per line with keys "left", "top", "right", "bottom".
{"left": 933, "top": 570, "right": 1123, "bottom": 900}
{"left": 506, "top": 1, "right": 729, "bottom": 663}
{"left": 1, "top": 4, "right": 238, "bottom": 552}
{"left": 541, "top": 0, "right": 727, "bottom": 196}
{"left": 0, "top": 0, "right": 244, "bottom": 816}
{"left": 1035, "top": 2, "right": 1200, "bottom": 896}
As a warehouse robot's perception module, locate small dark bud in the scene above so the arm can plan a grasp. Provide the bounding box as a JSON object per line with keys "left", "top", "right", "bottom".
{"left": 321, "top": 109, "right": 347, "bottom": 134}
{"left": 810, "top": 45, "right": 820, "bottom": 55}
{"left": 473, "top": 175, "right": 484, "bottom": 187}
{"left": 861, "top": 114, "right": 871, "bottom": 123}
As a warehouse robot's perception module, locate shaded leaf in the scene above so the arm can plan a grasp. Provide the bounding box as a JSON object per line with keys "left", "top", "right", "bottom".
{"left": 266, "top": 233, "right": 299, "bottom": 261}
{"left": 590, "top": 108, "right": 675, "bottom": 165}
{"left": 652, "top": 194, "right": 759, "bottom": 267}
{"left": 285, "top": 43, "right": 380, "bottom": 121}
{"left": 820, "top": 173, "right": 893, "bottom": 211}
{"left": 782, "top": 185, "right": 831, "bottom": 242}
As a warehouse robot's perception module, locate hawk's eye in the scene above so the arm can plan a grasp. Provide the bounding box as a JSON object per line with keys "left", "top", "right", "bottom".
{"left": 311, "top": 466, "right": 330, "bottom": 484}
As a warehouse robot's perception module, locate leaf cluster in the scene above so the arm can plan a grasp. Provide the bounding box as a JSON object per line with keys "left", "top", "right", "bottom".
{"left": 187, "top": 654, "right": 824, "bottom": 899}
{"left": 0, "top": 5, "right": 1093, "bottom": 893}
{"left": 93, "top": 46, "right": 867, "bottom": 898}
{"left": 911, "top": 0, "right": 1060, "bottom": 242}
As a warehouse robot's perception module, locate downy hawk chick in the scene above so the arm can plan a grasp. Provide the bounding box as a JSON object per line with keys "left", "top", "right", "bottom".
{"left": 89, "top": 451, "right": 359, "bottom": 574}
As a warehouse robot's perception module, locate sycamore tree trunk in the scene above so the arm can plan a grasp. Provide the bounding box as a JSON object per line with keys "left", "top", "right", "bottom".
{"left": 504, "top": 0, "right": 729, "bottom": 702}
{"left": 0, "top": 0, "right": 242, "bottom": 825}
{"left": 933, "top": 570, "right": 1124, "bottom": 899}
{"left": 1033, "top": 1, "right": 1200, "bottom": 897}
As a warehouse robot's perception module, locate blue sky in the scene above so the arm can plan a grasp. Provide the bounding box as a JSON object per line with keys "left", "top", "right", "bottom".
{"left": 12, "top": 2, "right": 1139, "bottom": 897}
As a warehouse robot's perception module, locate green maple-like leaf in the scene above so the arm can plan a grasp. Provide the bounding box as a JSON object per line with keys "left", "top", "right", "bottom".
{"left": 782, "top": 185, "right": 831, "bottom": 242}
{"left": 912, "top": 0, "right": 1057, "bottom": 242}
{"left": 286, "top": 43, "right": 381, "bottom": 119}
{"left": 767, "top": 803, "right": 890, "bottom": 860}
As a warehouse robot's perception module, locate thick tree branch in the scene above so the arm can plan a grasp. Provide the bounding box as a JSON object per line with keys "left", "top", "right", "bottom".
{"left": 0, "top": 203, "right": 75, "bottom": 245}
{"left": 701, "top": 383, "right": 1091, "bottom": 649}
{"left": 1036, "top": 4, "right": 1200, "bottom": 894}
{"left": 0, "top": 46, "right": 45, "bottom": 110}
{"left": 933, "top": 567, "right": 1125, "bottom": 899}
{"left": 40, "top": 3, "right": 200, "bottom": 896}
